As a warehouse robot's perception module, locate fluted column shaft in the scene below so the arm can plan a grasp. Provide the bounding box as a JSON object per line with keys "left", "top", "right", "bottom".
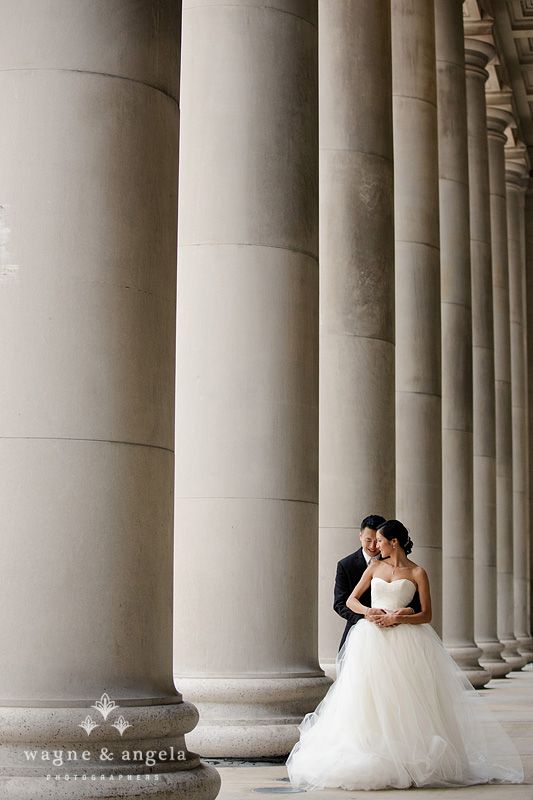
{"left": 506, "top": 160, "right": 533, "bottom": 664}
{"left": 483, "top": 112, "right": 525, "bottom": 669}
{"left": 392, "top": 0, "right": 442, "bottom": 632}
{"left": 466, "top": 42, "right": 510, "bottom": 679}
{"left": 436, "top": 1, "right": 489, "bottom": 687}
{"left": 318, "top": 1, "right": 394, "bottom": 671}
{"left": 0, "top": 3, "right": 220, "bottom": 798}
{"left": 175, "top": 0, "right": 329, "bottom": 758}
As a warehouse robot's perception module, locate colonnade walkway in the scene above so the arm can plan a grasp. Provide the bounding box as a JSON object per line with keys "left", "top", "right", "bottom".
{"left": 214, "top": 671, "right": 533, "bottom": 799}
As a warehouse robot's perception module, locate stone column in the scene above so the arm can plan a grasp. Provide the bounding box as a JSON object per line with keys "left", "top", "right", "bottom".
{"left": 518, "top": 169, "right": 533, "bottom": 669}
{"left": 506, "top": 156, "right": 533, "bottom": 665}
{"left": 486, "top": 102, "right": 527, "bottom": 668}
{"left": 0, "top": 3, "right": 220, "bottom": 798}
{"left": 436, "top": 2, "right": 489, "bottom": 687}
{"left": 509, "top": 164, "right": 533, "bottom": 671}
{"left": 526, "top": 182, "right": 533, "bottom": 661}
{"left": 464, "top": 9, "right": 507, "bottom": 685}
{"left": 517, "top": 170, "right": 533, "bottom": 668}
{"left": 318, "top": 1, "right": 395, "bottom": 673}
{"left": 392, "top": 0, "right": 442, "bottom": 633}
{"left": 175, "top": 1, "right": 329, "bottom": 757}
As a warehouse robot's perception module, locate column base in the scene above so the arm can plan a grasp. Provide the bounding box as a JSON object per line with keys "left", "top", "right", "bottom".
{"left": 517, "top": 636, "right": 533, "bottom": 665}
{"left": 500, "top": 637, "right": 529, "bottom": 670}
{"left": 174, "top": 675, "right": 332, "bottom": 757}
{"left": 446, "top": 644, "right": 491, "bottom": 688}
{"left": 0, "top": 765, "right": 219, "bottom": 799}
{"left": 319, "top": 660, "right": 337, "bottom": 682}
{"left": 476, "top": 638, "right": 512, "bottom": 678}
{"left": 0, "top": 698, "right": 221, "bottom": 800}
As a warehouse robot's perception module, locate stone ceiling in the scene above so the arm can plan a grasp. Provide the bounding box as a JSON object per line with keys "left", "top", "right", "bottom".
{"left": 463, "top": 0, "right": 533, "bottom": 167}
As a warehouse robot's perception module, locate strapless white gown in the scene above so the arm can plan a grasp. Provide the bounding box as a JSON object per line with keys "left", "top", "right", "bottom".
{"left": 287, "top": 577, "right": 524, "bottom": 790}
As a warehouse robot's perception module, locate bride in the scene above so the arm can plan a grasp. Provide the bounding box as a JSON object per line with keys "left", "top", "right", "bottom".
{"left": 286, "top": 519, "right": 524, "bottom": 790}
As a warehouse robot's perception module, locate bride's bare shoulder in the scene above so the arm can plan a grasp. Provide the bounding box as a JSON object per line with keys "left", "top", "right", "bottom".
{"left": 409, "top": 563, "right": 430, "bottom": 584}
{"left": 364, "top": 560, "right": 380, "bottom": 576}
{"left": 407, "top": 560, "right": 427, "bottom": 576}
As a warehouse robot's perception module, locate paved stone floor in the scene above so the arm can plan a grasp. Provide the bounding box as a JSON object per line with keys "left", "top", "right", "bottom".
{"left": 213, "top": 670, "right": 533, "bottom": 799}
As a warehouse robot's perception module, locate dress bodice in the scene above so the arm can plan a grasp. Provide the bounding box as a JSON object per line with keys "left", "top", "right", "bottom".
{"left": 371, "top": 577, "right": 416, "bottom": 610}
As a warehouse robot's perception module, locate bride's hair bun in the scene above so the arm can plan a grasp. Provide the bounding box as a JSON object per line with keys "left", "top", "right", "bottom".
{"left": 376, "top": 519, "right": 413, "bottom": 555}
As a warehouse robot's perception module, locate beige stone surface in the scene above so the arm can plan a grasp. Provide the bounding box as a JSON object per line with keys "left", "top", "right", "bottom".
{"left": 483, "top": 100, "right": 526, "bottom": 670}
{"left": 465, "top": 85, "right": 509, "bottom": 677}
{"left": 506, "top": 159, "right": 533, "bottom": 665}
{"left": 218, "top": 773, "right": 531, "bottom": 799}
{"left": 0, "top": 2, "right": 220, "bottom": 797}
{"left": 317, "top": 0, "right": 394, "bottom": 669}
{"left": 526, "top": 185, "right": 533, "bottom": 649}
{"left": 174, "top": 0, "right": 330, "bottom": 757}
{"left": 392, "top": 0, "right": 442, "bottom": 634}
{"left": 436, "top": 0, "right": 488, "bottom": 688}
{"left": 0, "top": 0, "right": 181, "bottom": 701}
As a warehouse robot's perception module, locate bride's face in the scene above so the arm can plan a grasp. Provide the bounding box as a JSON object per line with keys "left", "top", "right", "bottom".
{"left": 376, "top": 533, "right": 393, "bottom": 558}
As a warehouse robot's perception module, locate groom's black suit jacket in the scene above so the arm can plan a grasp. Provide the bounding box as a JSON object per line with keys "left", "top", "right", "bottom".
{"left": 333, "top": 547, "right": 422, "bottom": 650}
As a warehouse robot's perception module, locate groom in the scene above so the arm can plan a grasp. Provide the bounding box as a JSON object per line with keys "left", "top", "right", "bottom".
{"left": 333, "top": 514, "right": 420, "bottom": 649}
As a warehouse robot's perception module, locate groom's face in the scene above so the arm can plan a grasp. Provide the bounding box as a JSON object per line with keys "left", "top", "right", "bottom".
{"left": 359, "top": 527, "right": 378, "bottom": 557}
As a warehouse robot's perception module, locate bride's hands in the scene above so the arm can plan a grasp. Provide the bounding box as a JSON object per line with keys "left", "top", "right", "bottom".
{"left": 374, "top": 612, "right": 400, "bottom": 627}
{"left": 374, "top": 607, "right": 414, "bottom": 627}
{"left": 365, "top": 608, "right": 386, "bottom": 621}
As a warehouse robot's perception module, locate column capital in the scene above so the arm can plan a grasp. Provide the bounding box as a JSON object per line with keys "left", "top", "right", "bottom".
{"left": 505, "top": 140, "right": 529, "bottom": 165}
{"left": 463, "top": 4, "right": 494, "bottom": 38}
{"left": 505, "top": 153, "right": 529, "bottom": 193}
{"left": 486, "top": 89, "right": 513, "bottom": 107}
{"left": 486, "top": 103, "right": 514, "bottom": 142}
{"left": 464, "top": 37, "right": 495, "bottom": 80}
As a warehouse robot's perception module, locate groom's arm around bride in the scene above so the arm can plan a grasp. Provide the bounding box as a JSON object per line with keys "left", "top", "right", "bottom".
{"left": 333, "top": 515, "right": 422, "bottom": 650}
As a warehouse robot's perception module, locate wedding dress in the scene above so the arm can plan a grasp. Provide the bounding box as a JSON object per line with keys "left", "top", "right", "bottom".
{"left": 287, "top": 577, "right": 524, "bottom": 790}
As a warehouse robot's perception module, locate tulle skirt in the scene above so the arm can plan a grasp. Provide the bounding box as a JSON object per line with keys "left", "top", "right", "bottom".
{"left": 286, "top": 620, "right": 524, "bottom": 790}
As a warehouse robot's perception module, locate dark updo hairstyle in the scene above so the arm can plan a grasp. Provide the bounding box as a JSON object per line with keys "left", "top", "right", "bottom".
{"left": 377, "top": 519, "right": 413, "bottom": 555}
